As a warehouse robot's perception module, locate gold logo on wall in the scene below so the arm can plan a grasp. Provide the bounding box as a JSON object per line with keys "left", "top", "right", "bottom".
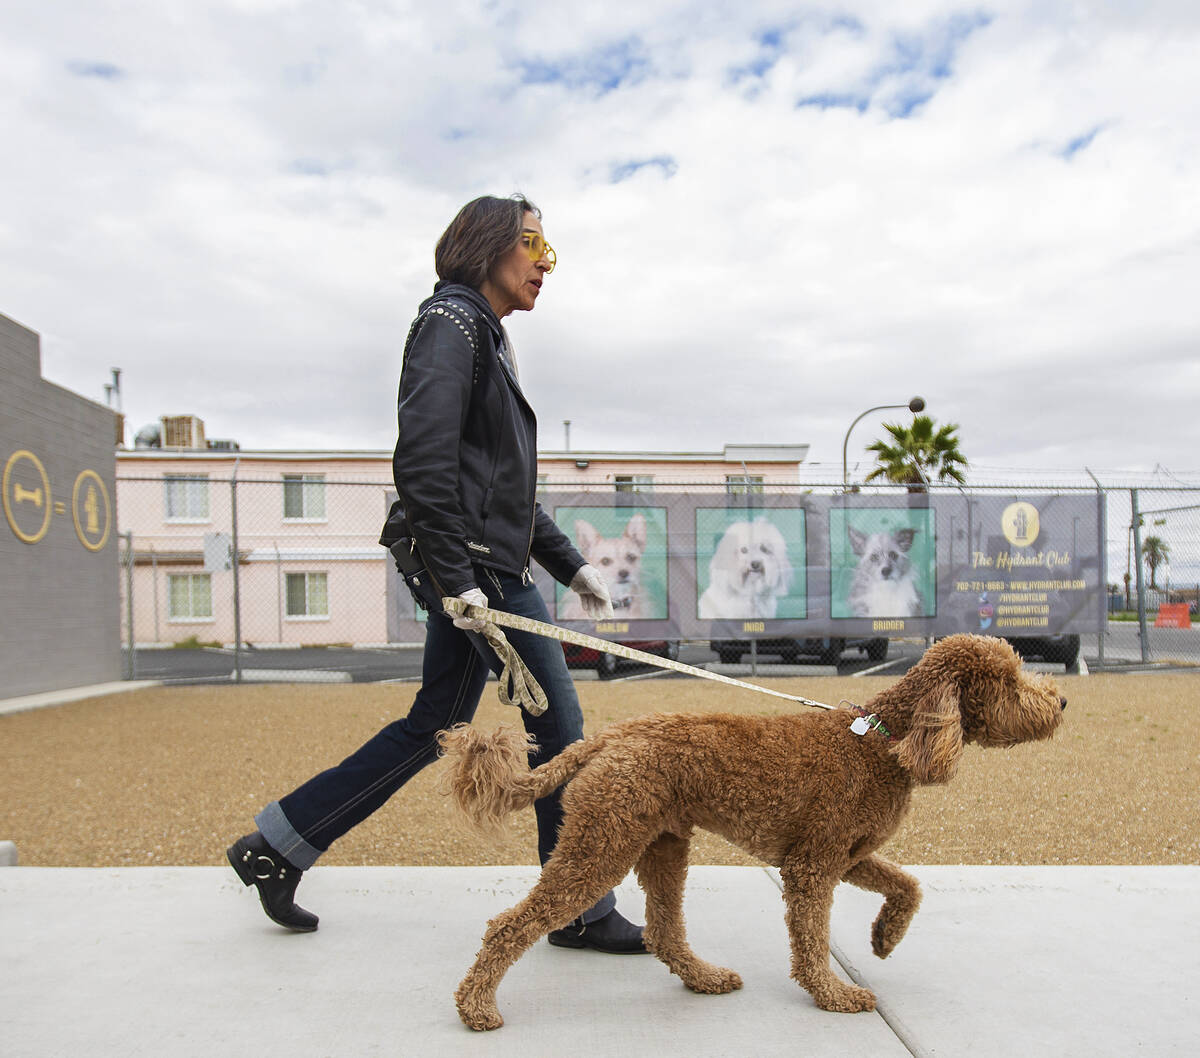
{"left": 3, "top": 450, "right": 52, "bottom": 544}
{"left": 72, "top": 469, "right": 111, "bottom": 551}
{"left": 4, "top": 449, "right": 112, "bottom": 551}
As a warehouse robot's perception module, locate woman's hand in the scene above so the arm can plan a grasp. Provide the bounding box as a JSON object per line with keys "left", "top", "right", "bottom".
{"left": 569, "top": 565, "right": 615, "bottom": 620}
{"left": 449, "top": 588, "right": 490, "bottom": 631}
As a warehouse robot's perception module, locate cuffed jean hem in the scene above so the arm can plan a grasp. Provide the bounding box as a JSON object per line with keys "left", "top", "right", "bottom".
{"left": 579, "top": 889, "right": 616, "bottom": 924}
{"left": 257, "top": 799, "right": 615, "bottom": 920}
{"left": 256, "top": 801, "right": 323, "bottom": 871}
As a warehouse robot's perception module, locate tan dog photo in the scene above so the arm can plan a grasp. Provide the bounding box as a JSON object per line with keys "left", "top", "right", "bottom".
{"left": 439, "top": 635, "right": 1066, "bottom": 1031}
{"left": 559, "top": 513, "right": 651, "bottom": 619}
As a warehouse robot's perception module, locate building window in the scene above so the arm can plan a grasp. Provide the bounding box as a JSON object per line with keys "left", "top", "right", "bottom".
{"left": 614, "top": 475, "right": 654, "bottom": 494}
{"left": 167, "top": 573, "right": 212, "bottom": 619}
{"left": 164, "top": 475, "right": 209, "bottom": 520}
{"left": 725, "top": 474, "right": 764, "bottom": 496}
{"left": 286, "top": 572, "right": 329, "bottom": 617}
{"left": 283, "top": 474, "right": 326, "bottom": 520}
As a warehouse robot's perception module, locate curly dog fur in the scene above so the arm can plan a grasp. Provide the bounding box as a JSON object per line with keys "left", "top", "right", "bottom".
{"left": 439, "top": 634, "right": 1066, "bottom": 1030}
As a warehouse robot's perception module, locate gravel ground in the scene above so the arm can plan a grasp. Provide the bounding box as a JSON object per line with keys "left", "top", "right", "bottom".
{"left": 3, "top": 671, "right": 1197, "bottom": 868}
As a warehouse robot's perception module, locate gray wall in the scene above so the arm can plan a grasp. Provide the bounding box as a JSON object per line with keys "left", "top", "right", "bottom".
{"left": 1, "top": 312, "right": 121, "bottom": 696}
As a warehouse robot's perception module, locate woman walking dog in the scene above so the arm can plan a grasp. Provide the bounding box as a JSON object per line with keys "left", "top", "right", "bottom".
{"left": 226, "top": 194, "right": 646, "bottom": 954}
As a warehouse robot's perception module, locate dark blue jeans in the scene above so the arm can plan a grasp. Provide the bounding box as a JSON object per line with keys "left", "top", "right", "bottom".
{"left": 256, "top": 567, "right": 615, "bottom": 921}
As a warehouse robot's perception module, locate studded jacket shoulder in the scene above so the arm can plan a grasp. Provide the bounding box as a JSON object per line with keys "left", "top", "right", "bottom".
{"left": 382, "top": 282, "right": 584, "bottom": 599}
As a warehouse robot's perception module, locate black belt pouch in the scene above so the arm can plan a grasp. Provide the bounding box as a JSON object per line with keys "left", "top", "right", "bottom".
{"left": 388, "top": 537, "right": 441, "bottom": 613}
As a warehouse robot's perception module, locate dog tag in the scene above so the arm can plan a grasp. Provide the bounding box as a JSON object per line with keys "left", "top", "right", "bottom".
{"left": 850, "top": 716, "right": 870, "bottom": 735}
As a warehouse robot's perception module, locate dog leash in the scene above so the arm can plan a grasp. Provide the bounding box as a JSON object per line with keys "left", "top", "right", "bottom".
{"left": 470, "top": 619, "right": 550, "bottom": 717}
{"left": 443, "top": 597, "right": 836, "bottom": 714}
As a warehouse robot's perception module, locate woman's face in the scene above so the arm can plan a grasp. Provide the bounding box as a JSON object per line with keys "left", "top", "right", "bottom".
{"left": 480, "top": 211, "right": 552, "bottom": 318}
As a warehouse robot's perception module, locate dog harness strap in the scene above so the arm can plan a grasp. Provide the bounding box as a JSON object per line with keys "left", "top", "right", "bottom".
{"left": 442, "top": 598, "right": 835, "bottom": 711}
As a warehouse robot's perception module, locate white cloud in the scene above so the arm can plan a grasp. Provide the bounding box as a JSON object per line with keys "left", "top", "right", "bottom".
{"left": 1, "top": 0, "right": 1198, "bottom": 479}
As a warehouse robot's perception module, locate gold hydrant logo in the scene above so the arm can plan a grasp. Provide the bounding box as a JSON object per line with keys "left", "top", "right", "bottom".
{"left": 1001, "top": 502, "right": 1040, "bottom": 547}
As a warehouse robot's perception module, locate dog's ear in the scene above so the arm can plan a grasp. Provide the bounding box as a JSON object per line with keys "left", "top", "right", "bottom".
{"left": 713, "top": 522, "right": 744, "bottom": 567}
{"left": 771, "top": 525, "right": 794, "bottom": 593}
{"left": 574, "top": 520, "right": 599, "bottom": 554}
{"left": 893, "top": 683, "right": 963, "bottom": 784}
{"left": 624, "top": 513, "right": 647, "bottom": 550}
{"left": 778, "top": 550, "right": 794, "bottom": 594}
{"left": 848, "top": 526, "right": 868, "bottom": 555}
{"left": 894, "top": 528, "right": 918, "bottom": 552}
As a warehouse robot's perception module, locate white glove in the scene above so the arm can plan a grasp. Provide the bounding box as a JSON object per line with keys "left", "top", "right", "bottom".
{"left": 569, "top": 564, "right": 615, "bottom": 620}
{"left": 448, "top": 588, "right": 489, "bottom": 631}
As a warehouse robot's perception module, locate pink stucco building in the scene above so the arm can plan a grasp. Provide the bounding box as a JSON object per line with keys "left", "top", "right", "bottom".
{"left": 116, "top": 420, "right": 808, "bottom": 647}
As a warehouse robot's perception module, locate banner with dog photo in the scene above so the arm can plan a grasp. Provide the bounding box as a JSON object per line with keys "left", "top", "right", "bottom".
{"left": 694, "top": 508, "right": 808, "bottom": 623}
{"left": 829, "top": 507, "right": 938, "bottom": 620}
{"left": 383, "top": 489, "right": 1102, "bottom": 648}
{"left": 551, "top": 505, "right": 670, "bottom": 622}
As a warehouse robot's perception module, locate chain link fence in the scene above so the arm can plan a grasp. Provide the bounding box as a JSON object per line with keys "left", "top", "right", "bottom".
{"left": 115, "top": 474, "right": 1200, "bottom": 676}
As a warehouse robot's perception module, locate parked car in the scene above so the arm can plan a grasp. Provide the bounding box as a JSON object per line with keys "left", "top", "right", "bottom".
{"left": 562, "top": 639, "right": 680, "bottom": 676}
{"left": 708, "top": 636, "right": 888, "bottom": 667}
{"left": 1001, "top": 633, "right": 1080, "bottom": 668}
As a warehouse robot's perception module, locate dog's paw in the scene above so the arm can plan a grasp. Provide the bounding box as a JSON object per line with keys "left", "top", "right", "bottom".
{"left": 871, "top": 903, "right": 916, "bottom": 959}
{"left": 454, "top": 985, "right": 504, "bottom": 1031}
{"left": 683, "top": 964, "right": 744, "bottom": 994}
{"left": 871, "top": 914, "right": 897, "bottom": 958}
{"left": 812, "top": 981, "right": 876, "bottom": 1014}
{"left": 456, "top": 1000, "right": 504, "bottom": 1032}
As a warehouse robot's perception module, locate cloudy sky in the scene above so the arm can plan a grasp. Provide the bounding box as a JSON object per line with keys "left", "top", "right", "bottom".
{"left": 3, "top": 0, "right": 1198, "bottom": 483}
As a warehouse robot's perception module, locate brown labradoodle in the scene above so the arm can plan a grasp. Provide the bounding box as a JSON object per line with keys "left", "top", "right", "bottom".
{"left": 439, "top": 633, "right": 1066, "bottom": 1031}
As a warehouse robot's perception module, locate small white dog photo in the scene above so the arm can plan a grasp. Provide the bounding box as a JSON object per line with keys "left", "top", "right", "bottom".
{"left": 698, "top": 517, "right": 794, "bottom": 619}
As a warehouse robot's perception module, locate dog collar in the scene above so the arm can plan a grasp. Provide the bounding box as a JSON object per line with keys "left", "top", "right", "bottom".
{"left": 851, "top": 707, "right": 896, "bottom": 741}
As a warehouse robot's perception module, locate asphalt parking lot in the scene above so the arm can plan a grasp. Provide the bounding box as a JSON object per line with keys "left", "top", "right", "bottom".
{"left": 123, "top": 621, "right": 1197, "bottom": 686}
{"left": 126, "top": 639, "right": 928, "bottom": 684}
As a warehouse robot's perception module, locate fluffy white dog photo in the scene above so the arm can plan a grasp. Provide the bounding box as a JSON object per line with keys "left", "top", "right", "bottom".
{"left": 559, "top": 513, "right": 652, "bottom": 619}
{"left": 698, "top": 518, "right": 793, "bottom": 619}
{"left": 846, "top": 525, "right": 927, "bottom": 617}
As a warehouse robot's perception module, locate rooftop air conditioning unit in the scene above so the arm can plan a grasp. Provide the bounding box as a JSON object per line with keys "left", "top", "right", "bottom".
{"left": 206, "top": 439, "right": 240, "bottom": 451}
{"left": 160, "top": 415, "right": 206, "bottom": 449}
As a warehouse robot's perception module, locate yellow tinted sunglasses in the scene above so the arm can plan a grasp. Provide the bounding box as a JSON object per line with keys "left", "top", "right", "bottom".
{"left": 521, "top": 230, "right": 556, "bottom": 272}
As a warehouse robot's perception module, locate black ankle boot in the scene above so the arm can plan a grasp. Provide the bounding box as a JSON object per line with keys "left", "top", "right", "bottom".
{"left": 548, "top": 908, "right": 647, "bottom": 954}
{"left": 226, "top": 832, "right": 319, "bottom": 932}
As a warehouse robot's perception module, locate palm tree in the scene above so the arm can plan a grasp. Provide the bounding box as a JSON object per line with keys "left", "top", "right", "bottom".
{"left": 863, "top": 415, "right": 967, "bottom": 491}
{"left": 1141, "top": 535, "right": 1170, "bottom": 591}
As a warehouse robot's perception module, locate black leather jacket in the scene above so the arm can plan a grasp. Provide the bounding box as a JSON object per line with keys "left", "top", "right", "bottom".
{"left": 380, "top": 282, "right": 584, "bottom": 599}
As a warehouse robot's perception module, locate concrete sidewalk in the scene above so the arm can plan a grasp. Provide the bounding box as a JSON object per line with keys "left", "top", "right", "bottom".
{"left": 0, "top": 681, "right": 162, "bottom": 717}
{"left": 1, "top": 865, "right": 1195, "bottom": 1057}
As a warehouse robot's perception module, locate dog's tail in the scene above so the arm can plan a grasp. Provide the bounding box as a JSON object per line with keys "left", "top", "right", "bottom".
{"left": 437, "top": 723, "right": 600, "bottom": 834}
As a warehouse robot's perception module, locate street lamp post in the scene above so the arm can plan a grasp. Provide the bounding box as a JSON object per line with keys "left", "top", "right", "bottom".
{"left": 842, "top": 396, "right": 926, "bottom": 491}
